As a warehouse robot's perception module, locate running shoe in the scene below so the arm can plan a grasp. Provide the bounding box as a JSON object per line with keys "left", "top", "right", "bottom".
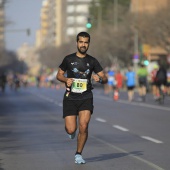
{"left": 68, "top": 131, "right": 76, "bottom": 139}
{"left": 75, "top": 154, "right": 86, "bottom": 164}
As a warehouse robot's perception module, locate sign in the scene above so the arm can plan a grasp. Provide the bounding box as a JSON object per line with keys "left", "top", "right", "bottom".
{"left": 133, "top": 54, "right": 139, "bottom": 63}
{"left": 133, "top": 54, "right": 139, "bottom": 59}
{"left": 142, "top": 44, "right": 150, "bottom": 56}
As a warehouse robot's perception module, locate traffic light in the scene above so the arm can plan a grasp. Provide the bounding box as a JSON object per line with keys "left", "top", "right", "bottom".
{"left": 143, "top": 60, "right": 149, "bottom": 66}
{"left": 86, "top": 17, "right": 92, "bottom": 29}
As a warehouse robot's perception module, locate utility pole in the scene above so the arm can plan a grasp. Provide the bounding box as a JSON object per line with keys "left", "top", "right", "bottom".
{"left": 133, "top": 0, "right": 139, "bottom": 84}
{"left": 114, "top": 0, "right": 118, "bottom": 31}
{"left": 134, "top": 0, "right": 139, "bottom": 55}
{"left": 95, "top": 1, "right": 102, "bottom": 33}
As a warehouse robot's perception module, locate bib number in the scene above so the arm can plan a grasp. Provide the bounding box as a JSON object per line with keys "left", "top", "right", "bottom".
{"left": 71, "top": 79, "right": 87, "bottom": 93}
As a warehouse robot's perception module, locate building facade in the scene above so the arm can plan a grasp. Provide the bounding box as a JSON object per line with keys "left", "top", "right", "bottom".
{"left": 36, "top": 0, "right": 92, "bottom": 48}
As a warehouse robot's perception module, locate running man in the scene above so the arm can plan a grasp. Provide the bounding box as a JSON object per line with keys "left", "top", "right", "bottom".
{"left": 125, "top": 66, "right": 136, "bottom": 101}
{"left": 56, "top": 32, "right": 108, "bottom": 164}
{"left": 137, "top": 63, "right": 148, "bottom": 101}
{"left": 155, "top": 61, "right": 167, "bottom": 99}
{"left": 150, "top": 64, "right": 159, "bottom": 99}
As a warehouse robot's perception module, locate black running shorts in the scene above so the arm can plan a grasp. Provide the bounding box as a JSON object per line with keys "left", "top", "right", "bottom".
{"left": 63, "top": 98, "right": 93, "bottom": 118}
{"left": 127, "top": 86, "right": 135, "bottom": 90}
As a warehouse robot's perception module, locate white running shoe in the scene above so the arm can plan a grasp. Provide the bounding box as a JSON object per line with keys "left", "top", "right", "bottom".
{"left": 68, "top": 131, "right": 76, "bottom": 139}
{"left": 75, "top": 154, "right": 86, "bottom": 164}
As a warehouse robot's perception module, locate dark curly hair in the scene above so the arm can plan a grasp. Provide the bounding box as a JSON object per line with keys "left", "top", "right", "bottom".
{"left": 76, "top": 32, "right": 90, "bottom": 43}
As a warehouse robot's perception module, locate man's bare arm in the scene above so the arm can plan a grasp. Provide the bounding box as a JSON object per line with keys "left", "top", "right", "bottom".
{"left": 92, "top": 71, "right": 108, "bottom": 84}
{"left": 56, "top": 68, "right": 73, "bottom": 87}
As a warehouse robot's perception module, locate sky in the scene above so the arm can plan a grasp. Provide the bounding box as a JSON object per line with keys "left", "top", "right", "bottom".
{"left": 5, "top": 0, "right": 42, "bottom": 51}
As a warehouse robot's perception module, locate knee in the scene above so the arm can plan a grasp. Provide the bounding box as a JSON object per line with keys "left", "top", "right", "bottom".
{"left": 65, "top": 126, "right": 76, "bottom": 134}
{"left": 79, "top": 123, "right": 88, "bottom": 133}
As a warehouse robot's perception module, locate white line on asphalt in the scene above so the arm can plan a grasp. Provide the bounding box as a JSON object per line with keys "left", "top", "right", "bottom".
{"left": 113, "top": 125, "right": 129, "bottom": 131}
{"left": 141, "top": 136, "right": 163, "bottom": 144}
{"left": 95, "top": 95, "right": 170, "bottom": 112}
{"left": 91, "top": 135, "right": 165, "bottom": 170}
{"left": 28, "top": 91, "right": 63, "bottom": 107}
{"left": 95, "top": 117, "right": 107, "bottom": 123}
{"left": 118, "top": 99, "right": 170, "bottom": 112}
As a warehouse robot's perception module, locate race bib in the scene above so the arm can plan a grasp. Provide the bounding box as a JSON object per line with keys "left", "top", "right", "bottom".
{"left": 71, "top": 79, "right": 87, "bottom": 93}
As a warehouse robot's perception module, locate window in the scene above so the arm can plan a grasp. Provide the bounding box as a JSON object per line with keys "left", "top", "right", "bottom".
{"left": 67, "top": 16, "right": 75, "bottom": 24}
{"left": 67, "top": 5, "right": 75, "bottom": 13}
{"left": 67, "top": 27, "right": 76, "bottom": 35}
{"left": 76, "top": 16, "right": 86, "bottom": 24}
{"left": 76, "top": 27, "right": 87, "bottom": 34}
{"left": 76, "top": 5, "right": 88, "bottom": 13}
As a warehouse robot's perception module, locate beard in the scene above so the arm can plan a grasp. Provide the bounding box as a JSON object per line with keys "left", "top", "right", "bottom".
{"left": 77, "top": 46, "right": 88, "bottom": 54}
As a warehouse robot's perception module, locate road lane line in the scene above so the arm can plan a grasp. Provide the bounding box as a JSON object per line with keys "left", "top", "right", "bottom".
{"left": 118, "top": 99, "right": 170, "bottom": 111}
{"left": 95, "top": 95, "right": 170, "bottom": 112}
{"left": 28, "top": 91, "right": 63, "bottom": 107}
{"left": 91, "top": 135, "right": 165, "bottom": 170}
{"left": 141, "top": 136, "right": 163, "bottom": 144}
{"left": 95, "top": 118, "right": 107, "bottom": 123}
{"left": 113, "top": 125, "right": 129, "bottom": 132}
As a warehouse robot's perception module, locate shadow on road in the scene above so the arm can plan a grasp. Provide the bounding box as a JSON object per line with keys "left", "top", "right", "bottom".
{"left": 85, "top": 151, "right": 143, "bottom": 162}
{"left": 0, "top": 159, "right": 4, "bottom": 170}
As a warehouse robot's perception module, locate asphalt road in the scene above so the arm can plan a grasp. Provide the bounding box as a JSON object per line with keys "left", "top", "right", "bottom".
{"left": 0, "top": 86, "right": 170, "bottom": 170}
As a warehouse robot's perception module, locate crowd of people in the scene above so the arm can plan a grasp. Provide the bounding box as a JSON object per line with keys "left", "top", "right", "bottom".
{"left": 0, "top": 69, "right": 61, "bottom": 92}
{"left": 1, "top": 62, "right": 170, "bottom": 103}
{"left": 103, "top": 61, "right": 170, "bottom": 102}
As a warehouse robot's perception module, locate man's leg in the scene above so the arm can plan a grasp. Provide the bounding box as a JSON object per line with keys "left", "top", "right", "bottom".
{"left": 76, "top": 110, "right": 91, "bottom": 154}
{"left": 65, "top": 115, "right": 77, "bottom": 135}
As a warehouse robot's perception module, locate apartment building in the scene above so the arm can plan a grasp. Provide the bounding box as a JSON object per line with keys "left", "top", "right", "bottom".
{"left": 65, "top": 0, "right": 92, "bottom": 42}
{"left": 36, "top": 0, "right": 92, "bottom": 48}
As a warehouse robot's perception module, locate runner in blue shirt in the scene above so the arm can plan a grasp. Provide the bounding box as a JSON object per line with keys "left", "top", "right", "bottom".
{"left": 125, "top": 66, "right": 136, "bottom": 101}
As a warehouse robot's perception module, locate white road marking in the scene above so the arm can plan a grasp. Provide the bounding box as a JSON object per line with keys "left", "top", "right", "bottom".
{"left": 95, "top": 118, "right": 107, "bottom": 123}
{"left": 141, "top": 136, "right": 163, "bottom": 144}
{"left": 118, "top": 99, "right": 170, "bottom": 111}
{"left": 113, "top": 125, "right": 129, "bottom": 131}
{"left": 95, "top": 94, "right": 170, "bottom": 112}
{"left": 29, "top": 91, "right": 165, "bottom": 147}
{"left": 28, "top": 91, "right": 63, "bottom": 107}
{"left": 91, "top": 135, "right": 165, "bottom": 170}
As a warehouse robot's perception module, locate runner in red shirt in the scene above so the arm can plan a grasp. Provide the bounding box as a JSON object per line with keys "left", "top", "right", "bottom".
{"left": 115, "top": 70, "right": 124, "bottom": 90}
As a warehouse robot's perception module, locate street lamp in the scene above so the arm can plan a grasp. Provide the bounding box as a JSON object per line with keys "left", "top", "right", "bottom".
{"left": 114, "top": 0, "right": 118, "bottom": 31}
{"left": 94, "top": 1, "right": 102, "bottom": 32}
